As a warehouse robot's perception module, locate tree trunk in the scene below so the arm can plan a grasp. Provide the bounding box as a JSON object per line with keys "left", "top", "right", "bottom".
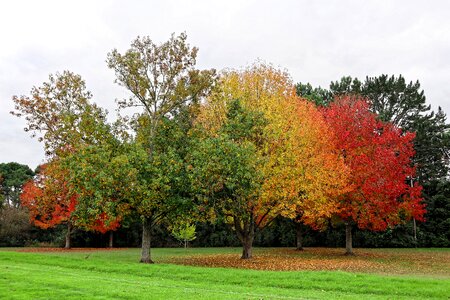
{"left": 345, "top": 223, "right": 354, "bottom": 255}
{"left": 296, "top": 223, "right": 304, "bottom": 251}
{"left": 140, "top": 217, "right": 154, "bottom": 263}
{"left": 109, "top": 231, "right": 114, "bottom": 248}
{"left": 233, "top": 216, "right": 255, "bottom": 259}
{"left": 241, "top": 234, "right": 254, "bottom": 259}
{"left": 65, "top": 223, "right": 72, "bottom": 249}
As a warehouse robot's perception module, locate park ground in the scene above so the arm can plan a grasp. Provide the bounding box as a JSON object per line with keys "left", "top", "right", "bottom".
{"left": 1, "top": 247, "right": 449, "bottom": 299}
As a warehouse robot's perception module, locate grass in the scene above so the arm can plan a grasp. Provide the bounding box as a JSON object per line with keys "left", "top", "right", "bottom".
{"left": 0, "top": 248, "right": 449, "bottom": 299}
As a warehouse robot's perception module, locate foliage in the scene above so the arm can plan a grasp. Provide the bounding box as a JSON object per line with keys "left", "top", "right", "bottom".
{"left": 11, "top": 71, "right": 109, "bottom": 157}
{"left": 0, "top": 206, "right": 32, "bottom": 246}
{"left": 331, "top": 75, "right": 426, "bottom": 128}
{"left": 171, "top": 221, "right": 197, "bottom": 248}
{"left": 0, "top": 162, "right": 34, "bottom": 208}
{"left": 106, "top": 32, "right": 215, "bottom": 159}
{"left": 295, "top": 82, "right": 333, "bottom": 106}
{"left": 193, "top": 64, "right": 349, "bottom": 258}
{"left": 297, "top": 74, "right": 450, "bottom": 248}
{"left": 324, "top": 96, "right": 425, "bottom": 228}
{"left": 62, "top": 142, "right": 131, "bottom": 235}
{"left": 20, "top": 161, "right": 76, "bottom": 230}
{"left": 322, "top": 96, "right": 426, "bottom": 253}
{"left": 329, "top": 74, "right": 450, "bottom": 182}
{"left": 106, "top": 32, "right": 216, "bottom": 263}
{"left": 190, "top": 99, "right": 265, "bottom": 258}
{"left": 9, "top": 42, "right": 449, "bottom": 256}
{"left": 420, "top": 180, "right": 450, "bottom": 247}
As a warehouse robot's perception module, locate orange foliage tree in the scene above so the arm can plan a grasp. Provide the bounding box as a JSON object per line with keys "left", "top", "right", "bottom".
{"left": 193, "top": 63, "right": 349, "bottom": 258}
{"left": 21, "top": 160, "right": 121, "bottom": 248}
{"left": 13, "top": 70, "right": 122, "bottom": 248}
{"left": 21, "top": 162, "right": 77, "bottom": 248}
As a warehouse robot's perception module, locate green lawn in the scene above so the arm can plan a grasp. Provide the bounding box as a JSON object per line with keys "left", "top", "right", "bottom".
{"left": 1, "top": 248, "right": 449, "bottom": 299}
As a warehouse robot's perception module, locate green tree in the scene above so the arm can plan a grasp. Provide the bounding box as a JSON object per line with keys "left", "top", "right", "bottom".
{"left": 190, "top": 100, "right": 266, "bottom": 259}
{"left": 0, "top": 205, "right": 32, "bottom": 246}
{"left": 171, "top": 221, "right": 197, "bottom": 248}
{"left": 420, "top": 180, "right": 450, "bottom": 247}
{"left": 62, "top": 141, "right": 131, "bottom": 243}
{"left": 106, "top": 33, "right": 216, "bottom": 263}
{"left": 295, "top": 82, "right": 333, "bottom": 106}
{"left": 0, "top": 162, "right": 34, "bottom": 208}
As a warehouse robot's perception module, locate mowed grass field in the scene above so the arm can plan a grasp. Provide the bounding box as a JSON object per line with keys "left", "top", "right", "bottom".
{"left": 0, "top": 247, "right": 449, "bottom": 299}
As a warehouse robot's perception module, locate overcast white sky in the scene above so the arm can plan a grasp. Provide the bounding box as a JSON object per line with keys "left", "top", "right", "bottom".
{"left": 1, "top": 0, "right": 449, "bottom": 169}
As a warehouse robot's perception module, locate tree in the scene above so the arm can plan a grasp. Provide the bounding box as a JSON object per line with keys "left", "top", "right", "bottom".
{"left": 62, "top": 140, "right": 140, "bottom": 249}
{"left": 299, "top": 75, "right": 449, "bottom": 246}
{"left": 295, "top": 82, "right": 333, "bottom": 107}
{"left": 12, "top": 70, "right": 123, "bottom": 248}
{"left": 419, "top": 180, "right": 450, "bottom": 247}
{"left": 0, "top": 163, "right": 34, "bottom": 208}
{"left": 329, "top": 74, "right": 450, "bottom": 182}
{"left": 11, "top": 71, "right": 109, "bottom": 158}
{"left": 21, "top": 161, "right": 77, "bottom": 248}
{"left": 322, "top": 96, "right": 426, "bottom": 255}
{"left": 0, "top": 205, "right": 32, "bottom": 246}
{"left": 190, "top": 99, "right": 266, "bottom": 259}
{"left": 106, "top": 32, "right": 216, "bottom": 263}
{"left": 193, "top": 64, "right": 349, "bottom": 258}
{"left": 171, "top": 221, "right": 197, "bottom": 248}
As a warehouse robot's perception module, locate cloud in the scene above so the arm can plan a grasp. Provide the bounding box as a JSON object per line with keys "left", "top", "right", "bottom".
{"left": 1, "top": 0, "right": 449, "bottom": 168}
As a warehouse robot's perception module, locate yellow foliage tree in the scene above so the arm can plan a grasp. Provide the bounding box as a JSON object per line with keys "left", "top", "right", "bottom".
{"left": 196, "top": 63, "right": 350, "bottom": 258}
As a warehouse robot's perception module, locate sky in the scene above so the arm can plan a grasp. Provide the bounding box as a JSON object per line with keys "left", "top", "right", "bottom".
{"left": 1, "top": 0, "right": 449, "bottom": 170}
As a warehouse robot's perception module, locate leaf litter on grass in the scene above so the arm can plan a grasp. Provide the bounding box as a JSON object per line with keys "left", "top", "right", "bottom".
{"left": 167, "top": 247, "right": 450, "bottom": 277}
{"left": 13, "top": 247, "right": 450, "bottom": 277}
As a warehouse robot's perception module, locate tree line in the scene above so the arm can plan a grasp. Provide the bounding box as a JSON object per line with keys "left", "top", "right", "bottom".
{"left": 1, "top": 33, "right": 448, "bottom": 262}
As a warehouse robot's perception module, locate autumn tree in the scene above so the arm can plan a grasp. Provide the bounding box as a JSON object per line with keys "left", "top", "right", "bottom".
{"left": 106, "top": 32, "right": 216, "bottom": 263}
{"left": 329, "top": 75, "right": 450, "bottom": 183}
{"left": 322, "top": 96, "right": 425, "bottom": 255}
{"left": 298, "top": 74, "right": 449, "bottom": 246}
{"left": 12, "top": 71, "right": 118, "bottom": 248}
{"left": 21, "top": 161, "right": 77, "bottom": 248}
{"left": 11, "top": 71, "right": 109, "bottom": 157}
{"left": 278, "top": 100, "right": 351, "bottom": 251}
{"left": 193, "top": 64, "right": 349, "bottom": 258}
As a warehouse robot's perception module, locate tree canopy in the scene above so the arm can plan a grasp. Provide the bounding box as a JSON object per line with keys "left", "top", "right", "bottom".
{"left": 11, "top": 33, "right": 448, "bottom": 258}
{"left": 193, "top": 64, "right": 350, "bottom": 258}
{"left": 322, "top": 96, "right": 425, "bottom": 254}
{"left": 106, "top": 32, "right": 216, "bottom": 263}
{"left": 0, "top": 162, "right": 34, "bottom": 208}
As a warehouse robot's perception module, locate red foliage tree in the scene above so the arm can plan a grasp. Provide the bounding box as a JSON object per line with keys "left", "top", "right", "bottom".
{"left": 89, "top": 213, "right": 121, "bottom": 248}
{"left": 322, "top": 96, "right": 425, "bottom": 254}
{"left": 21, "top": 162, "right": 77, "bottom": 248}
{"left": 21, "top": 162, "right": 122, "bottom": 248}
